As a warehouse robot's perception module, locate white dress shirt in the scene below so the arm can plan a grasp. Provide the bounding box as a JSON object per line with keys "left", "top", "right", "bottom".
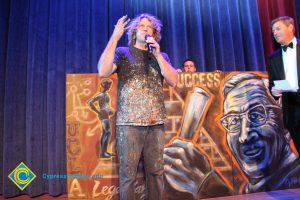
{"left": 282, "top": 37, "right": 299, "bottom": 91}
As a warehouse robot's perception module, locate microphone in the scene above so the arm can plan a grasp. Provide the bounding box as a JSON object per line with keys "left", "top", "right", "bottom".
{"left": 145, "top": 34, "right": 152, "bottom": 54}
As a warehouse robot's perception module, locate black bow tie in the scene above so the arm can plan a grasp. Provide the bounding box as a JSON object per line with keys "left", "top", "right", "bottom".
{"left": 282, "top": 42, "right": 293, "bottom": 52}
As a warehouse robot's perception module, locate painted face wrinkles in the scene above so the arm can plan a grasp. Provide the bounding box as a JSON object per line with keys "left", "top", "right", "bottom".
{"left": 224, "top": 83, "right": 284, "bottom": 178}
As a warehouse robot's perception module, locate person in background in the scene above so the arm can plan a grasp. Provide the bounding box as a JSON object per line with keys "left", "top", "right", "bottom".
{"left": 267, "top": 16, "right": 300, "bottom": 154}
{"left": 177, "top": 58, "right": 197, "bottom": 72}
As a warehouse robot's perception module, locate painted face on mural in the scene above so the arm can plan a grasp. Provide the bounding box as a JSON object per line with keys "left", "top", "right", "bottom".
{"left": 222, "top": 80, "right": 285, "bottom": 178}
{"left": 101, "top": 79, "right": 112, "bottom": 91}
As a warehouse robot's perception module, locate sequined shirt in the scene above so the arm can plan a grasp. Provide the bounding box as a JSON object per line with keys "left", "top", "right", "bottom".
{"left": 114, "top": 46, "right": 170, "bottom": 126}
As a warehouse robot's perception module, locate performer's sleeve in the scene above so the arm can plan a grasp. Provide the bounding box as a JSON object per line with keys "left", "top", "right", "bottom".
{"left": 113, "top": 47, "right": 122, "bottom": 73}
{"left": 161, "top": 52, "right": 172, "bottom": 65}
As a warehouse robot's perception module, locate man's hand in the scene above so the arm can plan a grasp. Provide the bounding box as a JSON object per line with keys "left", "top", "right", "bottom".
{"left": 98, "top": 15, "right": 130, "bottom": 77}
{"left": 112, "top": 15, "right": 131, "bottom": 41}
{"left": 164, "top": 139, "right": 212, "bottom": 198}
{"left": 145, "top": 35, "right": 161, "bottom": 57}
{"left": 271, "top": 86, "right": 283, "bottom": 97}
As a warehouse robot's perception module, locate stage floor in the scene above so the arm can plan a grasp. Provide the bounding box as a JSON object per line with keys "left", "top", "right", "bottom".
{"left": 203, "top": 188, "right": 300, "bottom": 200}
{"left": 1, "top": 188, "right": 300, "bottom": 200}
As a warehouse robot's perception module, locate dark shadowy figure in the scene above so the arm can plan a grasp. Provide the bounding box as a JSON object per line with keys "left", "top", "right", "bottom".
{"left": 88, "top": 79, "right": 114, "bottom": 158}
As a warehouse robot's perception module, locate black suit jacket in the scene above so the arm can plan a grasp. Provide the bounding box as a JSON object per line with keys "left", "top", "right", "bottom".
{"left": 267, "top": 38, "right": 300, "bottom": 128}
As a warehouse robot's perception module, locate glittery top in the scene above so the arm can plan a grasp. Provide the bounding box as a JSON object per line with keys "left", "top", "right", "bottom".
{"left": 114, "top": 46, "right": 170, "bottom": 126}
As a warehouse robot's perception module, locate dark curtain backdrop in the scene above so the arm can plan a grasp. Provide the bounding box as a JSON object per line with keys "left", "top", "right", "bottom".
{"left": 0, "top": 0, "right": 298, "bottom": 197}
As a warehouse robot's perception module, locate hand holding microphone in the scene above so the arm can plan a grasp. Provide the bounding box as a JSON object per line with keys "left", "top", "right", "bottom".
{"left": 145, "top": 34, "right": 153, "bottom": 54}
{"left": 145, "top": 34, "right": 160, "bottom": 56}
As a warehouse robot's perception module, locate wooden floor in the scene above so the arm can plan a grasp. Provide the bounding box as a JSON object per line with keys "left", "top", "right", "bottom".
{"left": 203, "top": 188, "right": 300, "bottom": 200}
{"left": 0, "top": 194, "right": 68, "bottom": 199}
{"left": 1, "top": 188, "right": 300, "bottom": 199}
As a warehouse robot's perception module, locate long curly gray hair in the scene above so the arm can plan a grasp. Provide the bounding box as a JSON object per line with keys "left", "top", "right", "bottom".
{"left": 127, "top": 13, "right": 162, "bottom": 46}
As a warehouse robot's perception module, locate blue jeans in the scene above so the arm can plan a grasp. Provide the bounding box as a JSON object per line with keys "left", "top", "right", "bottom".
{"left": 116, "top": 125, "right": 165, "bottom": 200}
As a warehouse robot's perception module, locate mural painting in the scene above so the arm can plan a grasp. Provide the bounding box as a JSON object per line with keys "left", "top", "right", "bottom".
{"left": 66, "top": 72, "right": 300, "bottom": 199}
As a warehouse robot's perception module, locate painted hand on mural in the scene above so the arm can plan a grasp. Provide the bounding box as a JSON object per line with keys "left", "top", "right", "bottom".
{"left": 163, "top": 139, "right": 211, "bottom": 198}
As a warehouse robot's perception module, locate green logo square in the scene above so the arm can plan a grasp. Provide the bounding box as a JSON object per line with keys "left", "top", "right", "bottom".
{"left": 8, "top": 162, "right": 36, "bottom": 190}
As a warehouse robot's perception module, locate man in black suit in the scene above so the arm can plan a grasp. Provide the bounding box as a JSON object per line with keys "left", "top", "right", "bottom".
{"left": 268, "top": 16, "right": 300, "bottom": 154}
